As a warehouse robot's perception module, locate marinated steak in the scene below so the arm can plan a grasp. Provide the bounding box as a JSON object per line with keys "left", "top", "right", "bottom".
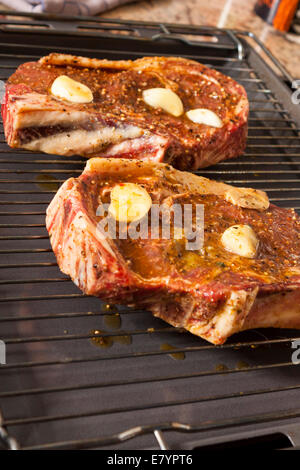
{"left": 46, "top": 158, "right": 300, "bottom": 344}
{"left": 2, "top": 53, "right": 248, "bottom": 170}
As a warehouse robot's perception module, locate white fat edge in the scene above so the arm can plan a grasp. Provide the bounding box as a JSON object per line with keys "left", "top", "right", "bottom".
{"left": 74, "top": 259, "right": 86, "bottom": 288}
{"left": 46, "top": 181, "right": 67, "bottom": 226}
{"left": 100, "top": 134, "right": 168, "bottom": 160}
{"left": 47, "top": 185, "right": 72, "bottom": 252}
{"left": 12, "top": 93, "right": 62, "bottom": 112}
{"left": 184, "top": 71, "right": 221, "bottom": 87}
{"left": 70, "top": 219, "right": 94, "bottom": 289}
{"left": 71, "top": 211, "right": 117, "bottom": 261}
{"left": 23, "top": 125, "right": 143, "bottom": 156}
{"left": 173, "top": 68, "right": 220, "bottom": 86}
{"left": 40, "top": 54, "right": 132, "bottom": 70}
{"left": 189, "top": 288, "right": 258, "bottom": 342}
{"left": 200, "top": 73, "right": 221, "bottom": 87}
{"left": 48, "top": 221, "right": 61, "bottom": 253}
{"left": 68, "top": 211, "right": 119, "bottom": 288}
{"left": 212, "top": 289, "right": 258, "bottom": 336}
{"left": 62, "top": 217, "right": 86, "bottom": 287}
{"left": 16, "top": 109, "right": 92, "bottom": 129}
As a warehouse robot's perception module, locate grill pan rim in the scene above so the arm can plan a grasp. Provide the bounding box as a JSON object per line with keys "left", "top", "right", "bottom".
{"left": 0, "top": 12, "right": 299, "bottom": 450}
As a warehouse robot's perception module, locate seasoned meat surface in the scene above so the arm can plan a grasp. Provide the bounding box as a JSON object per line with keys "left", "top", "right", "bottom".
{"left": 46, "top": 158, "right": 300, "bottom": 344}
{"left": 3, "top": 54, "right": 248, "bottom": 170}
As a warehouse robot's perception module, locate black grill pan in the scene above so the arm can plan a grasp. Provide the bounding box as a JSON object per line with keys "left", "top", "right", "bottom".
{"left": 0, "top": 12, "right": 300, "bottom": 450}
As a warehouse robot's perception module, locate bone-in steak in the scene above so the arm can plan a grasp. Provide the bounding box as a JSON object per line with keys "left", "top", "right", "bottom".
{"left": 2, "top": 53, "right": 248, "bottom": 170}
{"left": 46, "top": 158, "right": 300, "bottom": 344}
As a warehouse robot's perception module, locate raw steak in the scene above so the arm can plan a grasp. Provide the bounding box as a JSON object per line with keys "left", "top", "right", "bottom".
{"left": 46, "top": 158, "right": 300, "bottom": 344}
{"left": 2, "top": 53, "right": 248, "bottom": 170}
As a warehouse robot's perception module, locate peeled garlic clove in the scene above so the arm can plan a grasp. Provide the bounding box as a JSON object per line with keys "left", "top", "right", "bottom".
{"left": 109, "top": 183, "right": 152, "bottom": 222}
{"left": 186, "top": 108, "right": 223, "bottom": 127}
{"left": 142, "top": 88, "right": 184, "bottom": 117}
{"left": 51, "top": 75, "right": 93, "bottom": 103}
{"left": 224, "top": 187, "right": 269, "bottom": 211}
{"left": 221, "top": 224, "right": 259, "bottom": 259}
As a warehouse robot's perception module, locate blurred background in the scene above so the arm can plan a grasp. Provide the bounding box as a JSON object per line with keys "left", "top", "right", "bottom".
{"left": 0, "top": 0, "right": 298, "bottom": 78}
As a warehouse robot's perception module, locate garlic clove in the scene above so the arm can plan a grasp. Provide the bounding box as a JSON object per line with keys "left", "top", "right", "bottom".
{"left": 142, "top": 88, "right": 184, "bottom": 117}
{"left": 186, "top": 108, "right": 223, "bottom": 127}
{"left": 221, "top": 224, "right": 259, "bottom": 258}
{"left": 108, "top": 183, "right": 152, "bottom": 223}
{"left": 51, "top": 75, "right": 93, "bottom": 103}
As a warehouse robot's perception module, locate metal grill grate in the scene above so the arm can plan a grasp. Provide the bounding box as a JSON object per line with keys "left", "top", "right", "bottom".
{"left": 0, "top": 12, "right": 300, "bottom": 450}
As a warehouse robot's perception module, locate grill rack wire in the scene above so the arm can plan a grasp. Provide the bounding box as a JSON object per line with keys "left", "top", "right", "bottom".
{"left": 0, "top": 12, "right": 300, "bottom": 450}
